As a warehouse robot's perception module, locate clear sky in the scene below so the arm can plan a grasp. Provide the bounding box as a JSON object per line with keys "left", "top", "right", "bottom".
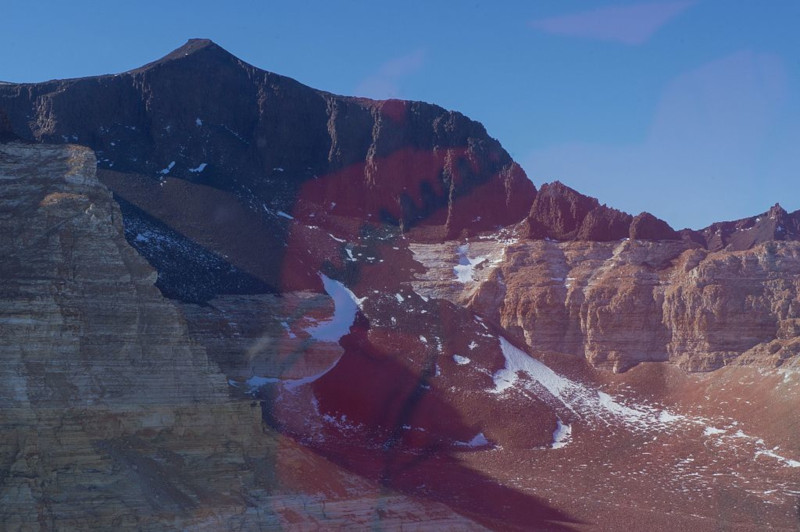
{"left": 4, "top": 0, "right": 799, "bottom": 229}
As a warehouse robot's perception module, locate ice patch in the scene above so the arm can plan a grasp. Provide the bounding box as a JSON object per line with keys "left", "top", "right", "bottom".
{"left": 276, "top": 210, "right": 294, "bottom": 220}
{"left": 453, "top": 354, "right": 471, "bottom": 366}
{"left": 395, "top": 293, "right": 404, "bottom": 303}
{"left": 703, "top": 426, "right": 726, "bottom": 436}
{"left": 468, "top": 341, "right": 478, "bottom": 350}
{"left": 0, "top": 317, "right": 42, "bottom": 325}
{"left": 245, "top": 375, "right": 282, "bottom": 389}
{"left": 195, "top": 118, "right": 203, "bottom": 126}
{"left": 188, "top": 162, "right": 207, "bottom": 173}
{"left": 419, "top": 336, "right": 428, "bottom": 344}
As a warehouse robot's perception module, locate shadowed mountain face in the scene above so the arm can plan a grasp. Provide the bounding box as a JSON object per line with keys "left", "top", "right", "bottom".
{"left": 0, "top": 39, "right": 535, "bottom": 301}
{"left": 0, "top": 39, "right": 533, "bottom": 234}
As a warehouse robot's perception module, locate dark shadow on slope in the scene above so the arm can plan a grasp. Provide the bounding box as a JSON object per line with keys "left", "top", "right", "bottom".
{"left": 260, "top": 313, "right": 582, "bottom": 531}
{"left": 115, "top": 195, "right": 278, "bottom": 303}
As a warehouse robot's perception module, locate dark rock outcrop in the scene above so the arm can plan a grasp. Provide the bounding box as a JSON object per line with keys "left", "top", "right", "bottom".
{"left": 576, "top": 204, "right": 633, "bottom": 241}
{"left": 0, "top": 39, "right": 535, "bottom": 300}
{"left": 524, "top": 181, "right": 637, "bottom": 242}
{"left": 0, "top": 109, "right": 16, "bottom": 142}
{"left": 525, "top": 181, "right": 601, "bottom": 240}
{"left": 629, "top": 212, "right": 680, "bottom": 241}
{"left": 0, "top": 39, "right": 534, "bottom": 234}
{"left": 695, "top": 203, "right": 800, "bottom": 251}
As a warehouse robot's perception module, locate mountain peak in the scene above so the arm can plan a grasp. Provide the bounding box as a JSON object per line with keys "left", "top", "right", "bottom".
{"left": 131, "top": 38, "right": 241, "bottom": 73}
{"left": 167, "top": 38, "right": 221, "bottom": 57}
{"left": 768, "top": 202, "right": 787, "bottom": 219}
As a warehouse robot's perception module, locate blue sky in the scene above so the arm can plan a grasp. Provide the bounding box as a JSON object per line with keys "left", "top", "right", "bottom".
{"left": 4, "top": 0, "right": 799, "bottom": 229}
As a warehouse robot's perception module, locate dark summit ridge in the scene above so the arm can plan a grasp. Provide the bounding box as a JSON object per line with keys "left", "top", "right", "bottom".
{"left": 130, "top": 38, "right": 234, "bottom": 71}
{"left": 693, "top": 203, "right": 800, "bottom": 251}
{"left": 522, "top": 181, "right": 682, "bottom": 243}
{"left": 0, "top": 39, "right": 534, "bottom": 300}
{"left": 524, "top": 181, "right": 633, "bottom": 241}
{"left": 0, "top": 40, "right": 533, "bottom": 232}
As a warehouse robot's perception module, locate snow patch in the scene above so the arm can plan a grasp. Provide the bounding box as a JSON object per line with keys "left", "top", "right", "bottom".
{"left": 195, "top": 118, "right": 203, "bottom": 126}
{"left": 159, "top": 161, "right": 175, "bottom": 175}
{"left": 456, "top": 432, "right": 489, "bottom": 448}
{"left": 453, "top": 244, "right": 487, "bottom": 283}
{"left": 452, "top": 355, "right": 471, "bottom": 366}
{"left": 188, "top": 162, "right": 207, "bottom": 173}
{"left": 276, "top": 210, "right": 294, "bottom": 220}
{"left": 244, "top": 275, "right": 363, "bottom": 393}
{"left": 304, "top": 274, "right": 365, "bottom": 342}
{"left": 280, "top": 321, "right": 297, "bottom": 339}
{"left": 756, "top": 449, "right": 800, "bottom": 468}
{"left": 551, "top": 418, "right": 572, "bottom": 449}
{"left": 493, "top": 337, "right": 688, "bottom": 431}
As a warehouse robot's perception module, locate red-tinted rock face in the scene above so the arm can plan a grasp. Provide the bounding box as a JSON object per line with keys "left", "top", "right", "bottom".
{"left": 577, "top": 204, "right": 633, "bottom": 241}
{"left": 629, "top": 212, "right": 680, "bottom": 241}
{"left": 525, "top": 181, "right": 601, "bottom": 240}
{"left": 524, "top": 181, "right": 637, "bottom": 242}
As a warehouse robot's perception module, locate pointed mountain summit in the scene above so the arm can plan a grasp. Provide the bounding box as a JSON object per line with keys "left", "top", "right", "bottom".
{"left": 0, "top": 38, "right": 533, "bottom": 231}
{"left": 129, "top": 38, "right": 252, "bottom": 74}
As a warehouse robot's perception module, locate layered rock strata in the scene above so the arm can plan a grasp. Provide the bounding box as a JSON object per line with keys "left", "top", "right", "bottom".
{"left": 411, "top": 236, "right": 800, "bottom": 372}
{"left": 0, "top": 142, "right": 484, "bottom": 530}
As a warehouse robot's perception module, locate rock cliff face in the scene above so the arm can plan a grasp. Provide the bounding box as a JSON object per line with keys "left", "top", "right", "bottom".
{"left": 411, "top": 236, "right": 800, "bottom": 373}
{"left": 0, "top": 39, "right": 534, "bottom": 245}
{"left": 523, "top": 181, "right": 684, "bottom": 243}
{"left": 0, "top": 142, "right": 494, "bottom": 530}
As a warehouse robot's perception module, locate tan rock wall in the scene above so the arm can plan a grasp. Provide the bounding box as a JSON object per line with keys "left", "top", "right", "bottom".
{"left": 412, "top": 237, "right": 800, "bottom": 372}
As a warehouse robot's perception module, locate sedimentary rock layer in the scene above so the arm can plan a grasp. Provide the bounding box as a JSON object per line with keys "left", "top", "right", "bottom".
{"left": 412, "top": 236, "right": 800, "bottom": 372}
{"left": 0, "top": 142, "right": 484, "bottom": 530}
